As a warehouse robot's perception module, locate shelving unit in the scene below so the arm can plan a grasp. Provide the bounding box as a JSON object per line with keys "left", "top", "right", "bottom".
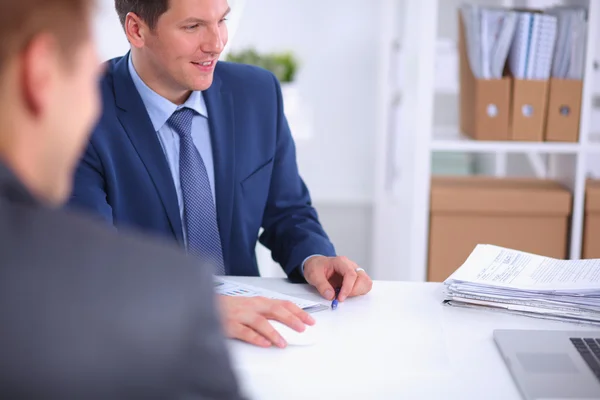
{"left": 431, "top": 127, "right": 583, "bottom": 153}
{"left": 371, "top": 0, "right": 600, "bottom": 281}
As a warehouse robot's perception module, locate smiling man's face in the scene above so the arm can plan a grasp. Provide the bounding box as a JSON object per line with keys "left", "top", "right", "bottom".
{"left": 138, "top": 0, "right": 230, "bottom": 96}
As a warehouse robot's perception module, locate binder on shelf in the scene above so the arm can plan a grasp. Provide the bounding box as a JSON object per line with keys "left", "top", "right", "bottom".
{"left": 459, "top": 10, "right": 511, "bottom": 141}
{"left": 510, "top": 79, "right": 549, "bottom": 141}
{"left": 507, "top": 11, "right": 557, "bottom": 142}
{"left": 544, "top": 78, "right": 583, "bottom": 142}
{"left": 543, "top": 7, "right": 586, "bottom": 143}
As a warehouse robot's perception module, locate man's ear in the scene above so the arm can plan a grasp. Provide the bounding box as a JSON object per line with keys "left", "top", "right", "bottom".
{"left": 20, "top": 33, "right": 58, "bottom": 117}
{"left": 125, "top": 12, "right": 150, "bottom": 49}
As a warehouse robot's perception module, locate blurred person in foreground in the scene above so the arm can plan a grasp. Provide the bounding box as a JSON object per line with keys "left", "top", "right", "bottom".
{"left": 68, "top": 0, "right": 373, "bottom": 349}
{"left": 0, "top": 0, "right": 244, "bottom": 398}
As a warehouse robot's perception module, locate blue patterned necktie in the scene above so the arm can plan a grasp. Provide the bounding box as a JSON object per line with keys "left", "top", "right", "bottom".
{"left": 167, "top": 107, "right": 225, "bottom": 275}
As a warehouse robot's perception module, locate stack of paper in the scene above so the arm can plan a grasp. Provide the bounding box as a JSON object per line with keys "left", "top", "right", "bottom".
{"left": 546, "top": 6, "right": 587, "bottom": 79}
{"left": 443, "top": 244, "right": 600, "bottom": 325}
{"left": 460, "top": 5, "right": 518, "bottom": 79}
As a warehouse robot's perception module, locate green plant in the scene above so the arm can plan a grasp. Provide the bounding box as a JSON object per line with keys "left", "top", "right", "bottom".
{"left": 225, "top": 48, "right": 299, "bottom": 83}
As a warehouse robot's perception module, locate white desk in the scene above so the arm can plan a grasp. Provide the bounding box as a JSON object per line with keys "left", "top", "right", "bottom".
{"left": 225, "top": 277, "right": 595, "bottom": 400}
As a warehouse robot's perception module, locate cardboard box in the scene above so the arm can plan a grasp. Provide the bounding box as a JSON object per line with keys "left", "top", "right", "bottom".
{"left": 510, "top": 79, "right": 549, "bottom": 141}
{"left": 428, "top": 176, "right": 572, "bottom": 282}
{"left": 583, "top": 180, "right": 600, "bottom": 259}
{"left": 458, "top": 12, "right": 511, "bottom": 141}
{"left": 544, "top": 78, "right": 583, "bottom": 142}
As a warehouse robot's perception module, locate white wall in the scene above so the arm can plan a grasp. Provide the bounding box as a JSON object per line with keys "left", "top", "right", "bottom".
{"left": 93, "top": 1, "right": 129, "bottom": 61}
{"left": 227, "top": 0, "right": 379, "bottom": 204}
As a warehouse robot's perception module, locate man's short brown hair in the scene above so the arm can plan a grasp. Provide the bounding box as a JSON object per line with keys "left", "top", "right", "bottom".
{"left": 115, "top": 0, "right": 170, "bottom": 31}
{"left": 0, "top": 0, "right": 93, "bottom": 73}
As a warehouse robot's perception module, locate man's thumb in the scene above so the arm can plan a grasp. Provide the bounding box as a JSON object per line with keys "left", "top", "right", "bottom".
{"left": 314, "top": 279, "right": 335, "bottom": 300}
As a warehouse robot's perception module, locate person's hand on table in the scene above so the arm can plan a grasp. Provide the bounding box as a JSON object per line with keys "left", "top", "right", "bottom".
{"left": 303, "top": 255, "right": 373, "bottom": 302}
{"left": 218, "top": 295, "right": 315, "bottom": 348}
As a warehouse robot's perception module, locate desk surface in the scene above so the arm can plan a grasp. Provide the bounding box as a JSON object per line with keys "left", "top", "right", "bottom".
{"left": 226, "top": 277, "right": 593, "bottom": 400}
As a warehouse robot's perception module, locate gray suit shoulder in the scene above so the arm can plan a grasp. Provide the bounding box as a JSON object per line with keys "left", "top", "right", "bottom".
{"left": 0, "top": 199, "right": 246, "bottom": 400}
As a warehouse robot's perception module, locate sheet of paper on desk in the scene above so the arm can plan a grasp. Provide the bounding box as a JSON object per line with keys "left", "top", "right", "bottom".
{"left": 214, "top": 278, "right": 328, "bottom": 313}
{"left": 443, "top": 244, "right": 600, "bottom": 326}
{"left": 448, "top": 244, "right": 600, "bottom": 292}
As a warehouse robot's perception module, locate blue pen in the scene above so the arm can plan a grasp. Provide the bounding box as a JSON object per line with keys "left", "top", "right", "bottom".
{"left": 331, "top": 287, "right": 341, "bottom": 310}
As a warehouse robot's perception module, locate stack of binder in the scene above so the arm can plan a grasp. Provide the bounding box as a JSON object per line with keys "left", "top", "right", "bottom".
{"left": 443, "top": 244, "right": 600, "bottom": 326}
{"left": 458, "top": 4, "right": 588, "bottom": 143}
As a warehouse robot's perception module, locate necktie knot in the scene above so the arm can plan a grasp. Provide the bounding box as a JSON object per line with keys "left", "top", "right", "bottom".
{"left": 168, "top": 107, "right": 195, "bottom": 139}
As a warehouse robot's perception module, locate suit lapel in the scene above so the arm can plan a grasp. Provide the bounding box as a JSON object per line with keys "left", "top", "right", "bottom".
{"left": 203, "top": 72, "right": 235, "bottom": 269}
{"left": 112, "top": 55, "right": 184, "bottom": 245}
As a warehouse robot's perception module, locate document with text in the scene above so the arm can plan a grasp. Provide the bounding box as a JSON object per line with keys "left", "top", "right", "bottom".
{"left": 449, "top": 244, "right": 600, "bottom": 292}
{"left": 214, "top": 277, "right": 329, "bottom": 313}
{"left": 443, "top": 245, "right": 600, "bottom": 326}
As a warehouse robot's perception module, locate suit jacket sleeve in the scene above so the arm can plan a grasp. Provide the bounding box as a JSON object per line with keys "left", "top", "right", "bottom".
{"left": 173, "top": 248, "right": 247, "bottom": 399}
{"left": 69, "top": 139, "right": 114, "bottom": 224}
{"left": 258, "top": 74, "right": 337, "bottom": 279}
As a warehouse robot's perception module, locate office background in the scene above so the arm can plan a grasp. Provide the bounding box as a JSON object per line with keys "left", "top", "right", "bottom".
{"left": 93, "top": 0, "right": 600, "bottom": 280}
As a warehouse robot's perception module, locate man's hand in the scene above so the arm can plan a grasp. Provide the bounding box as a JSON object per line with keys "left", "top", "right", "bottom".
{"left": 218, "top": 295, "right": 315, "bottom": 348}
{"left": 304, "top": 256, "right": 373, "bottom": 302}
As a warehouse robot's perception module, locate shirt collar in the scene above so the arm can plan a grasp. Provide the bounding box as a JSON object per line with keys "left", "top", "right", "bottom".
{"left": 127, "top": 54, "right": 208, "bottom": 132}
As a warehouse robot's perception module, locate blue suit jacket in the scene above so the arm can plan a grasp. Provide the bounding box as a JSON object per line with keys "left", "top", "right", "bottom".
{"left": 68, "top": 55, "right": 336, "bottom": 279}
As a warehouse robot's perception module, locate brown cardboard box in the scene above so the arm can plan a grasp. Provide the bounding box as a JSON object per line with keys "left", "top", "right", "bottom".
{"left": 510, "top": 79, "right": 549, "bottom": 141}
{"left": 583, "top": 180, "right": 600, "bottom": 258}
{"left": 427, "top": 176, "right": 572, "bottom": 282}
{"left": 544, "top": 78, "right": 583, "bottom": 142}
{"left": 458, "top": 12, "right": 511, "bottom": 141}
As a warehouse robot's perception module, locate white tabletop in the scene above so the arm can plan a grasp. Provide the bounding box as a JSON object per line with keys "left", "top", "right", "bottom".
{"left": 225, "top": 277, "right": 593, "bottom": 400}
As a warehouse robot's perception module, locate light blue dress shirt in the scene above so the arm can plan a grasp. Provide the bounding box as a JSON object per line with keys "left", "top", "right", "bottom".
{"left": 128, "top": 55, "right": 318, "bottom": 274}
{"left": 128, "top": 56, "right": 216, "bottom": 243}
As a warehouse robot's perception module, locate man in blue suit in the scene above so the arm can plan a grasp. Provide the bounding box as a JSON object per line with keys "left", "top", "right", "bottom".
{"left": 69, "top": 0, "right": 373, "bottom": 347}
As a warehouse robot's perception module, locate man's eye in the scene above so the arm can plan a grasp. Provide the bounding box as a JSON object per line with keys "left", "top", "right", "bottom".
{"left": 185, "top": 24, "right": 199, "bottom": 30}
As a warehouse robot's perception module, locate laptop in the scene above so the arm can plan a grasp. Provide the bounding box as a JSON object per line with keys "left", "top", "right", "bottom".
{"left": 494, "top": 329, "right": 600, "bottom": 399}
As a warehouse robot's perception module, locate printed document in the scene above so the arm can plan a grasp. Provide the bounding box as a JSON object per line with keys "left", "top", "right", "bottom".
{"left": 214, "top": 277, "right": 329, "bottom": 313}
{"left": 449, "top": 244, "right": 600, "bottom": 292}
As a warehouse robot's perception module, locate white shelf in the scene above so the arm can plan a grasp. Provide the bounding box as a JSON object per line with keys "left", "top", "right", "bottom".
{"left": 372, "top": 0, "right": 600, "bottom": 282}
{"left": 431, "top": 127, "right": 582, "bottom": 153}
{"left": 584, "top": 134, "right": 600, "bottom": 152}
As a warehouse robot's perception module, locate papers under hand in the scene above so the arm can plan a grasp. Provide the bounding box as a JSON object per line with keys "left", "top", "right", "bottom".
{"left": 443, "top": 245, "right": 600, "bottom": 326}
{"left": 214, "top": 277, "right": 329, "bottom": 313}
